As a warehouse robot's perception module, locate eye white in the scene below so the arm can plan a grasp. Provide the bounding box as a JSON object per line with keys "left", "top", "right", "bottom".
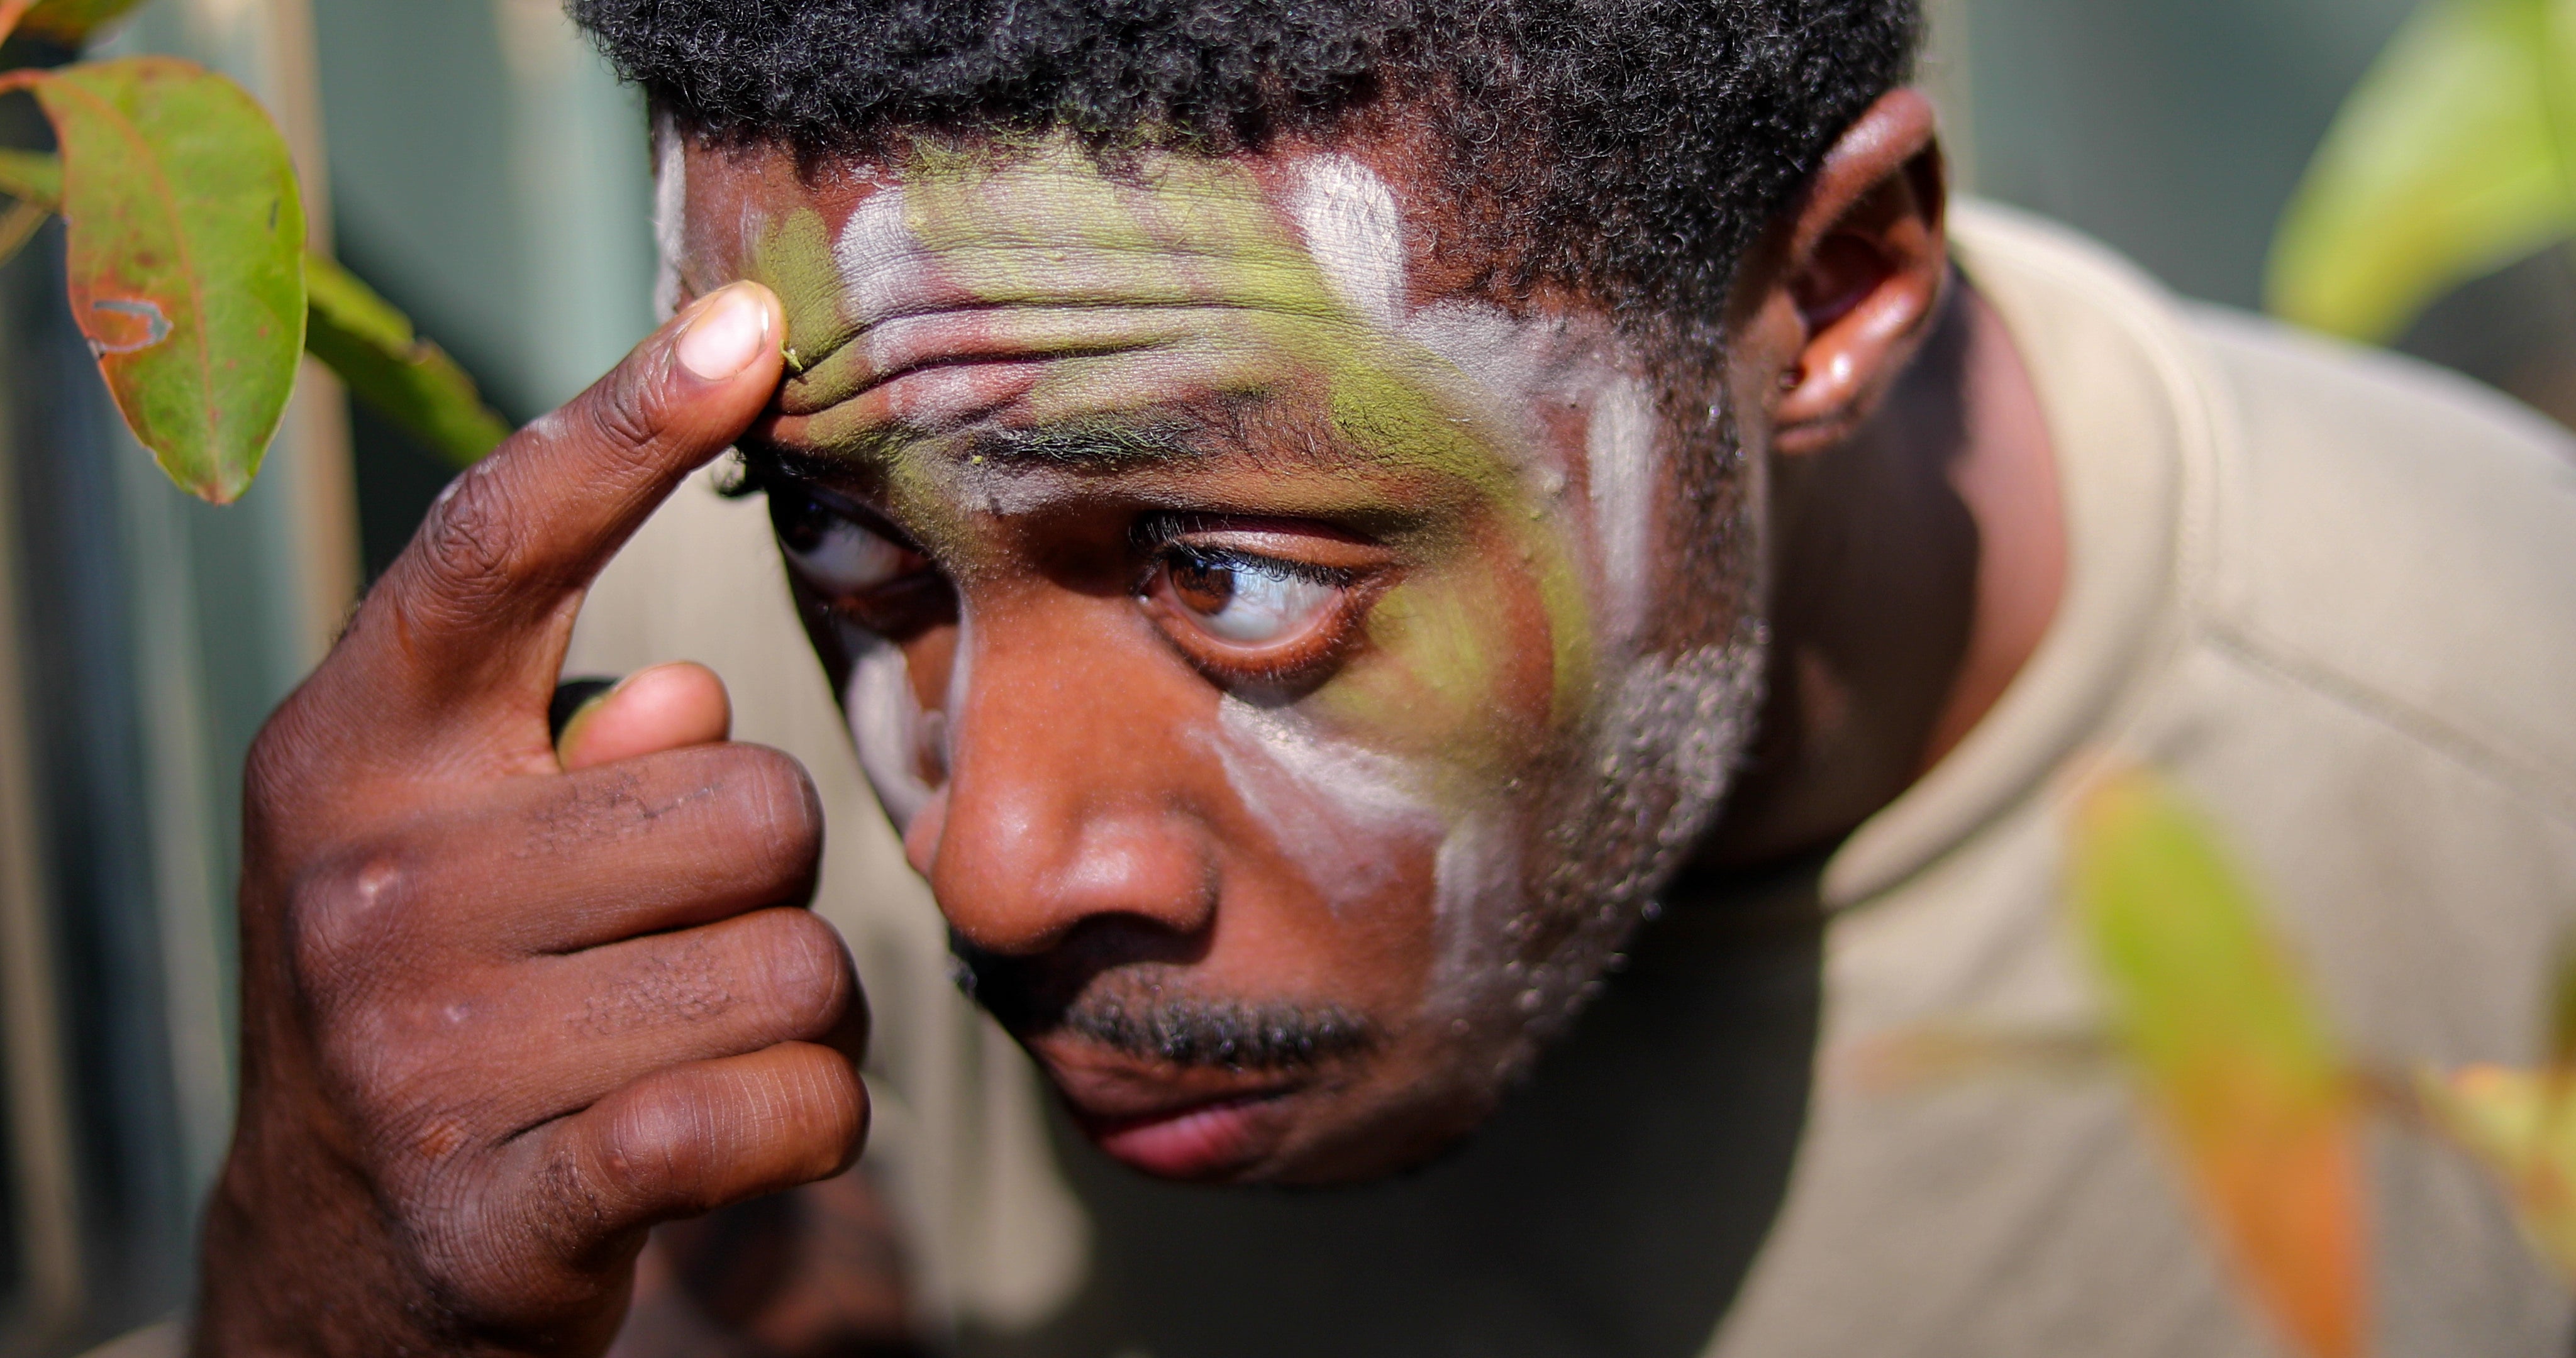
{"left": 1187, "top": 560, "right": 1338, "bottom": 643}
{"left": 786, "top": 516, "right": 909, "bottom": 596}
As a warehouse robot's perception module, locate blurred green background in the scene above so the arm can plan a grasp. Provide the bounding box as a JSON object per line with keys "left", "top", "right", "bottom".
{"left": 3, "top": 0, "right": 2569, "bottom": 1352}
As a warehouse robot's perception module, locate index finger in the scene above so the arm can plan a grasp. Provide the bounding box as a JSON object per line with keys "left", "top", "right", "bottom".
{"left": 321, "top": 283, "right": 784, "bottom": 769}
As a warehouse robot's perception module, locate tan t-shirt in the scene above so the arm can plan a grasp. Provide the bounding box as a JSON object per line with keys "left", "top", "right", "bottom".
{"left": 561, "top": 202, "right": 2576, "bottom": 1357}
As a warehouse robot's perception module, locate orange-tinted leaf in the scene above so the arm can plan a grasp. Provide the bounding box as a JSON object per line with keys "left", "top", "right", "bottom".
{"left": 2418, "top": 1066, "right": 2576, "bottom": 1284}
{"left": 1, "top": 0, "right": 152, "bottom": 46}
{"left": 4, "top": 58, "right": 304, "bottom": 503}
{"left": 2073, "top": 767, "right": 2369, "bottom": 1358}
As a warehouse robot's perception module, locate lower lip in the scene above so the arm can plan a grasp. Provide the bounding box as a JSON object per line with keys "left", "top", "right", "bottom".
{"left": 1087, "top": 1095, "right": 1285, "bottom": 1179}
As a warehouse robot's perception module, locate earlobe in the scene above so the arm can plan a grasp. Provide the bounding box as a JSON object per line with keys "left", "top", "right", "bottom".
{"left": 1765, "top": 89, "right": 1950, "bottom": 458}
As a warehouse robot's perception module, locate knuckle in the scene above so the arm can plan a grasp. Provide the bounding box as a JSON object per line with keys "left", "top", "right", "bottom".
{"left": 241, "top": 698, "right": 329, "bottom": 829}
{"left": 598, "top": 1086, "right": 710, "bottom": 1208}
{"left": 577, "top": 356, "right": 675, "bottom": 475}
{"left": 715, "top": 747, "right": 824, "bottom": 888}
{"left": 741, "top": 909, "right": 851, "bottom": 1041}
{"left": 411, "top": 464, "right": 522, "bottom": 615}
{"left": 286, "top": 847, "right": 420, "bottom": 1006}
{"left": 775, "top": 1048, "right": 869, "bottom": 1174}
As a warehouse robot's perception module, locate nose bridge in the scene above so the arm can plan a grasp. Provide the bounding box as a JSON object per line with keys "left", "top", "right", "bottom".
{"left": 923, "top": 592, "right": 1218, "bottom": 953}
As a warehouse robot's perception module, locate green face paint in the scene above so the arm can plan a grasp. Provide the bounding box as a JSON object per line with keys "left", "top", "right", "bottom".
{"left": 750, "top": 139, "right": 1612, "bottom": 778}
{"left": 675, "top": 132, "right": 1768, "bottom": 1171}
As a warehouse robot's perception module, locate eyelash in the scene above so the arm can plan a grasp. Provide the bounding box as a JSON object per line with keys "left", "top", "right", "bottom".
{"left": 772, "top": 489, "right": 1382, "bottom": 682}
{"left": 1152, "top": 544, "right": 1353, "bottom": 592}
{"left": 1138, "top": 538, "right": 1384, "bottom": 690}
{"left": 769, "top": 486, "right": 952, "bottom": 635}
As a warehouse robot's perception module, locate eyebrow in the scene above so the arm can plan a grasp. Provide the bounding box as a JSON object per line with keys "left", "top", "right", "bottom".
{"left": 968, "top": 419, "right": 1202, "bottom": 468}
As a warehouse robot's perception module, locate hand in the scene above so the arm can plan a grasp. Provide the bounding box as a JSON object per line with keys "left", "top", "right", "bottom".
{"left": 195, "top": 284, "right": 870, "bottom": 1357}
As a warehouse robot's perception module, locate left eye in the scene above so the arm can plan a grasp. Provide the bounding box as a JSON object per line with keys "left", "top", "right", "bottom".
{"left": 1159, "top": 548, "right": 1342, "bottom": 645}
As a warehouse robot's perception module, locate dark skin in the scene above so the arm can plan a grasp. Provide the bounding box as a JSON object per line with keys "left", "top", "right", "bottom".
{"left": 195, "top": 89, "right": 2059, "bottom": 1354}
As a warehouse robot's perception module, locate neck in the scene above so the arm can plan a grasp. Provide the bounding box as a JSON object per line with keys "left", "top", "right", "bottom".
{"left": 1693, "top": 276, "right": 2065, "bottom": 873}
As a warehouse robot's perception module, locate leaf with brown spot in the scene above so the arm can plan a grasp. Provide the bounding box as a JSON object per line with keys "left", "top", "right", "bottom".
{"left": 0, "top": 57, "right": 305, "bottom": 503}
{"left": 2073, "top": 766, "right": 2370, "bottom": 1358}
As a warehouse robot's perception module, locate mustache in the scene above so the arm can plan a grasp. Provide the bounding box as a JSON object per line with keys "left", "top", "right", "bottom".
{"left": 952, "top": 942, "right": 1376, "bottom": 1071}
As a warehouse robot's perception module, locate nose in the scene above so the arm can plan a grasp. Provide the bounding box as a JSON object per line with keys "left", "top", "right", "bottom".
{"left": 904, "top": 597, "right": 1220, "bottom": 956}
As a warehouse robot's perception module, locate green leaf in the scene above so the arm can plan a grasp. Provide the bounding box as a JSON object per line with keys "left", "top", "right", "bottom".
{"left": 304, "top": 253, "right": 508, "bottom": 466}
{"left": 0, "top": 197, "right": 44, "bottom": 269}
{"left": 2417, "top": 1066, "right": 2576, "bottom": 1283}
{"left": 1, "top": 0, "right": 152, "bottom": 46}
{"left": 2268, "top": 0, "right": 2576, "bottom": 341}
{"left": 0, "top": 148, "right": 62, "bottom": 272}
{"left": 2072, "top": 767, "right": 2368, "bottom": 1358}
{"left": 3, "top": 57, "right": 306, "bottom": 504}
{"left": 0, "top": 148, "right": 62, "bottom": 209}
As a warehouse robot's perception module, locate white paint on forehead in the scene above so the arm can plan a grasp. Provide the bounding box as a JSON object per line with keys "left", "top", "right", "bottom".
{"left": 1282, "top": 155, "right": 1408, "bottom": 332}
{"left": 833, "top": 187, "right": 930, "bottom": 333}
{"left": 650, "top": 110, "right": 687, "bottom": 321}
{"left": 1399, "top": 302, "right": 1558, "bottom": 407}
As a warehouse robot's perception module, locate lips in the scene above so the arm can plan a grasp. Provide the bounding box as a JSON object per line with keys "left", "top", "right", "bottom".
{"left": 1033, "top": 1039, "right": 1302, "bottom": 1179}
{"left": 1072, "top": 1091, "right": 1296, "bottom": 1179}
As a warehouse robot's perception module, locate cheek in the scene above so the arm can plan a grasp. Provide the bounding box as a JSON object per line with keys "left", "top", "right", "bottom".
{"left": 1207, "top": 699, "right": 1454, "bottom": 1007}
{"left": 1306, "top": 520, "right": 1579, "bottom": 780}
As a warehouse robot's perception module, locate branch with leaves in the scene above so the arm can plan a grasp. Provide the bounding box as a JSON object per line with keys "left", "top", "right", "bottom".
{"left": 1859, "top": 766, "right": 2576, "bottom": 1358}
{"left": 0, "top": 0, "right": 506, "bottom": 504}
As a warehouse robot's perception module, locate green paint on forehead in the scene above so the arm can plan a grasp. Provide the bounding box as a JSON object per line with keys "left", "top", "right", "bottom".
{"left": 741, "top": 207, "right": 845, "bottom": 372}
{"left": 773, "top": 135, "right": 1629, "bottom": 741}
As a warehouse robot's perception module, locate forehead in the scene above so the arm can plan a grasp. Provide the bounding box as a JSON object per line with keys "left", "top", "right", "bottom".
{"left": 659, "top": 126, "right": 1501, "bottom": 315}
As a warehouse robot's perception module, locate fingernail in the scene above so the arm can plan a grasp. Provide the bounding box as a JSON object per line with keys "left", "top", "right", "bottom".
{"left": 550, "top": 674, "right": 623, "bottom": 746}
{"left": 675, "top": 284, "right": 772, "bottom": 382}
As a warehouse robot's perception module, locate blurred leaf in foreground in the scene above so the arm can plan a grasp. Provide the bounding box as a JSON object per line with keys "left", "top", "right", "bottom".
{"left": 0, "top": 147, "right": 60, "bottom": 271}
{"left": 0, "top": 146, "right": 61, "bottom": 204}
{"left": 2416, "top": 1066, "right": 2576, "bottom": 1283}
{"left": 0, "top": 148, "right": 506, "bottom": 465}
{"left": 2074, "top": 767, "right": 2369, "bottom": 1358}
{"left": 305, "top": 253, "right": 508, "bottom": 465}
{"left": 2269, "top": 0, "right": 2576, "bottom": 342}
{"left": 0, "top": 0, "right": 151, "bottom": 46}
{"left": 0, "top": 57, "right": 304, "bottom": 503}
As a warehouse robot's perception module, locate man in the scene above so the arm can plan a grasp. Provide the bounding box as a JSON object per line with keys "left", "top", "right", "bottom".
{"left": 192, "top": 0, "right": 2576, "bottom": 1352}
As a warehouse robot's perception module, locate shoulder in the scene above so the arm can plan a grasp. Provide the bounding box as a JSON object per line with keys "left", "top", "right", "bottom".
{"left": 2181, "top": 307, "right": 2576, "bottom": 818}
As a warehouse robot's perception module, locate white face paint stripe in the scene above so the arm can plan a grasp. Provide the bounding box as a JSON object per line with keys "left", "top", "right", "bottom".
{"left": 1284, "top": 155, "right": 1409, "bottom": 333}
{"left": 650, "top": 110, "right": 687, "bottom": 321}
{"left": 1585, "top": 376, "right": 1659, "bottom": 644}
{"left": 834, "top": 187, "right": 931, "bottom": 334}
{"left": 841, "top": 624, "right": 936, "bottom": 831}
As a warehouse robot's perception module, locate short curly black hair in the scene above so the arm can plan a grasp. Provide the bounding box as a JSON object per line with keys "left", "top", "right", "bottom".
{"left": 570, "top": 0, "right": 1918, "bottom": 328}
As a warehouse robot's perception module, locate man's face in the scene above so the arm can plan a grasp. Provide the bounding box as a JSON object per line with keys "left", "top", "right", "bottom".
{"left": 665, "top": 125, "right": 1768, "bottom": 1184}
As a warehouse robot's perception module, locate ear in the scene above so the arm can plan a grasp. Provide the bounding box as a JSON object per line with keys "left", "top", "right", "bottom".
{"left": 1743, "top": 89, "right": 1949, "bottom": 458}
